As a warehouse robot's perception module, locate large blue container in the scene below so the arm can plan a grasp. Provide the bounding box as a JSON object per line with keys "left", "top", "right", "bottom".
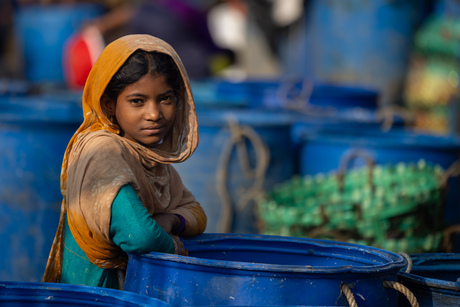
{"left": 14, "top": 4, "right": 104, "bottom": 83}
{"left": 397, "top": 253, "right": 460, "bottom": 307}
{"left": 0, "top": 79, "right": 29, "bottom": 97}
{"left": 199, "top": 78, "right": 407, "bottom": 133}
{"left": 173, "top": 109, "right": 296, "bottom": 234}
{"left": 208, "top": 78, "right": 380, "bottom": 111}
{"left": 0, "top": 94, "right": 82, "bottom": 282}
{"left": 0, "top": 281, "right": 171, "bottom": 306}
{"left": 294, "top": 0, "right": 430, "bottom": 106}
{"left": 124, "top": 233, "right": 407, "bottom": 306}
{"left": 436, "top": 0, "right": 460, "bottom": 17}
{"left": 293, "top": 125, "right": 460, "bottom": 227}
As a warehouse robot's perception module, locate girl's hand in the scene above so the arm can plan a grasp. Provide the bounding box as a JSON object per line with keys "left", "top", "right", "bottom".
{"left": 171, "top": 235, "right": 186, "bottom": 255}
{"left": 153, "top": 213, "right": 180, "bottom": 234}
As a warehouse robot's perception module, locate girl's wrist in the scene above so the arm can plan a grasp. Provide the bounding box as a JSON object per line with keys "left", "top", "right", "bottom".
{"left": 172, "top": 237, "right": 179, "bottom": 255}
{"left": 171, "top": 214, "right": 185, "bottom": 235}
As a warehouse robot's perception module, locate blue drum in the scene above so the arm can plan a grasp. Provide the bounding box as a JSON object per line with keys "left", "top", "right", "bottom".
{"left": 124, "top": 233, "right": 407, "bottom": 306}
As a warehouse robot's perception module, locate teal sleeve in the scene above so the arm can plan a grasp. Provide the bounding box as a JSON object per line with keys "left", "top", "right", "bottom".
{"left": 110, "top": 184, "right": 175, "bottom": 254}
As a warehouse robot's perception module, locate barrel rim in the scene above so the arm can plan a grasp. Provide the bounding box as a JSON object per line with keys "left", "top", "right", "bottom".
{"left": 398, "top": 253, "right": 460, "bottom": 292}
{"left": 130, "top": 233, "right": 406, "bottom": 275}
{"left": 0, "top": 281, "right": 170, "bottom": 306}
{"left": 196, "top": 109, "right": 295, "bottom": 127}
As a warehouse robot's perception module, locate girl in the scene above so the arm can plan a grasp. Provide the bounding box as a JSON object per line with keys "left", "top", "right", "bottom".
{"left": 43, "top": 34, "right": 207, "bottom": 290}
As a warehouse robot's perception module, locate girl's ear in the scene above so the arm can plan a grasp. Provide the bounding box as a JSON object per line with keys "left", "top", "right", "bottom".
{"left": 100, "top": 94, "right": 116, "bottom": 117}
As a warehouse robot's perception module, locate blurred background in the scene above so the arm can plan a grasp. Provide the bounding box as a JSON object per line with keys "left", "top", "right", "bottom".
{"left": 1, "top": 0, "right": 460, "bottom": 283}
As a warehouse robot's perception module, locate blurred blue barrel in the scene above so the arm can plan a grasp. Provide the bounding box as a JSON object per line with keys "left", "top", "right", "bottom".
{"left": 199, "top": 78, "right": 407, "bottom": 132}
{"left": 124, "top": 233, "right": 407, "bottom": 306}
{"left": 397, "top": 253, "right": 460, "bottom": 307}
{"left": 0, "top": 281, "right": 171, "bottom": 306}
{"left": 436, "top": 0, "right": 460, "bottom": 17}
{"left": 296, "top": 0, "right": 431, "bottom": 106}
{"left": 0, "top": 79, "right": 29, "bottom": 97}
{"left": 14, "top": 4, "right": 104, "bottom": 83}
{"left": 0, "top": 93, "right": 82, "bottom": 282}
{"left": 292, "top": 125, "right": 460, "bottom": 228}
{"left": 173, "top": 109, "right": 296, "bottom": 234}
{"left": 206, "top": 78, "right": 380, "bottom": 111}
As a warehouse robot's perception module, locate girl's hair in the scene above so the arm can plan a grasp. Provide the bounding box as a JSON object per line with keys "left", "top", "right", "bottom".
{"left": 103, "top": 50, "right": 183, "bottom": 102}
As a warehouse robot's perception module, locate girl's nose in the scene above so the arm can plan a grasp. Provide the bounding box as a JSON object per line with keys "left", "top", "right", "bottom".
{"left": 144, "top": 102, "right": 162, "bottom": 121}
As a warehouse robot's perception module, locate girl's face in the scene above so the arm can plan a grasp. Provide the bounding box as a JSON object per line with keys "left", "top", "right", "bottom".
{"left": 109, "top": 74, "right": 176, "bottom": 148}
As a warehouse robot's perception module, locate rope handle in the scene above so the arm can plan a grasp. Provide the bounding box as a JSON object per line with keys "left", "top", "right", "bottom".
{"left": 340, "top": 283, "right": 358, "bottom": 307}
{"left": 216, "top": 118, "right": 270, "bottom": 233}
{"left": 376, "top": 106, "right": 416, "bottom": 132}
{"left": 336, "top": 150, "right": 375, "bottom": 193}
{"left": 341, "top": 252, "right": 416, "bottom": 307}
{"left": 440, "top": 159, "right": 460, "bottom": 190}
{"left": 398, "top": 251, "right": 413, "bottom": 273}
{"left": 383, "top": 281, "right": 419, "bottom": 307}
{"left": 341, "top": 279, "right": 419, "bottom": 307}
{"left": 276, "top": 79, "right": 314, "bottom": 111}
{"left": 441, "top": 224, "right": 460, "bottom": 252}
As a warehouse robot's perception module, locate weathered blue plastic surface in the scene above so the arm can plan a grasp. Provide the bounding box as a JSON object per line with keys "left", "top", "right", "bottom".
{"left": 14, "top": 4, "right": 104, "bottom": 83}
{"left": 124, "top": 233, "right": 406, "bottom": 306}
{"left": 398, "top": 253, "right": 460, "bottom": 307}
{"left": 0, "top": 281, "right": 171, "bottom": 306}
{"left": 295, "top": 0, "right": 430, "bottom": 106}
{"left": 173, "top": 109, "right": 297, "bottom": 234}
{"left": 436, "top": 0, "right": 460, "bottom": 17}
{"left": 0, "top": 95, "right": 82, "bottom": 282}
{"left": 0, "top": 79, "right": 29, "bottom": 97}
{"left": 206, "top": 78, "right": 379, "bottom": 111}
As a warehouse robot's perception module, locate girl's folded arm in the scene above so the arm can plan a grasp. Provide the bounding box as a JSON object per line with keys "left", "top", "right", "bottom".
{"left": 110, "top": 184, "right": 175, "bottom": 254}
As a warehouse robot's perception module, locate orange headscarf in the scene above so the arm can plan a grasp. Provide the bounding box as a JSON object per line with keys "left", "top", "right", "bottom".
{"left": 43, "top": 34, "right": 205, "bottom": 282}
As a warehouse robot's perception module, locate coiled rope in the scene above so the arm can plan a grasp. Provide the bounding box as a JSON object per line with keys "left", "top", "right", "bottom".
{"left": 216, "top": 118, "right": 270, "bottom": 233}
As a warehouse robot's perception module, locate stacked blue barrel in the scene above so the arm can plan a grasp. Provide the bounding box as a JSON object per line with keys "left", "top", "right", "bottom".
{"left": 0, "top": 3, "right": 102, "bottom": 283}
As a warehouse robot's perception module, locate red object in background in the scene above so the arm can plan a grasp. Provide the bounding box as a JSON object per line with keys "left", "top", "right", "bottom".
{"left": 63, "top": 27, "right": 105, "bottom": 90}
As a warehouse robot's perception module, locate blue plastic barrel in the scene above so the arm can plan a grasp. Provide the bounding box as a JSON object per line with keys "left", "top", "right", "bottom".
{"left": 14, "top": 4, "right": 104, "bottom": 83}
{"left": 397, "top": 253, "right": 460, "bottom": 307}
{"left": 124, "top": 233, "right": 407, "bottom": 306}
{"left": 200, "top": 78, "right": 405, "bottom": 133}
{"left": 0, "top": 281, "right": 171, "bottom": 306}
{"left": 0, "top": 94, "right": 82, "bottom": 282}
{"left": 190, "top": 80, "right": 247, "bottom": 109}
{"left": 296, "top": 0, "right": 430, "bottom": 106}
{"left": 0, "top": 79, "right": 29, "bottom": 97}
{"left": 173, "top": 109, "right": 296, "bottom": 234}
{"left": 436, "top": 0, "right": 460, "bottom": 17}
{"left": 209, "top": 78, "right": 380, "bottom": 111}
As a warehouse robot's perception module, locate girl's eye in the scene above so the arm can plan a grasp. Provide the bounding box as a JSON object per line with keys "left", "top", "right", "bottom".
{"left": 129, "top": 98, "right": 144, "bottom": 104}
{"left": 160, "top": 95, "right": 174, "bottom": 104}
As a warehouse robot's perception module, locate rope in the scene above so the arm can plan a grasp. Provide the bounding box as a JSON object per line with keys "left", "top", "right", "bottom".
{"left": 276, "top": 79, "right": 313, "bottom": 111}
{"left": 441, "top": 224, "right": 460, "bottom": 252}
{"left": 340, "top": 283, "right": 358, "bottom": 307}
{"left": 398, "top": 251, "right": 412, "bottom": 273}
{"left": 216, "top": 118, "right": 270, "bottom": 233}
{"left": 337, "top": 150, "right": 375, "bottom": 193}
{"left": 441, "top": 159, "right": 460, "bottom": 190}
{"left": 383, "top": 281, "right": 419, "bottom": 307}
{"left": 376, "top": 106, "right": 416, "bottom": 132}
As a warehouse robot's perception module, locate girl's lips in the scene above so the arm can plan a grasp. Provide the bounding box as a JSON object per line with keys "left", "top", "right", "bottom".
{"left": 142, "top": 126, "right": 164, "bottom": 135}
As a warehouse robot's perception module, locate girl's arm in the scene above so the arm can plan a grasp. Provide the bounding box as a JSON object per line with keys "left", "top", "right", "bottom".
{"left": 110, "top": 184, "right": 185, "bottom": 254}
{"left": 165, "top": 185, "right": 207, "bottom": 237}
